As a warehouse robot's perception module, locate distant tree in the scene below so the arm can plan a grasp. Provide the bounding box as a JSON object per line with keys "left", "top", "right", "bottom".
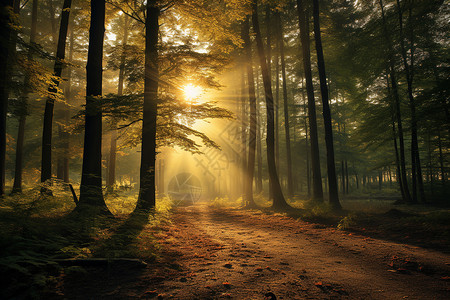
{"left": 0, "top": 0, "right": 15, "bottom": 197}
{"left": 11, "top": 0, "right": 38, "bottom": 194}
{"left": 312, "top": 0, "right": 341, "bottom": 209}
{"left": 296, "top": 0, "right": 323, "bottom": 202}
{"left": 41, "top": 0, "right": 72, "bottom": 191}
{"left": 242, "top": 17, "right": 257, "bottom": 208}
{"left": 251, "top": 0, "right": 290, "bottom": 210}
{"left": 394, "top": 0, "right": 425, "bottom": 202}
{"left": 107, "top": 14, "right": 130, "bottom": 194}
{"left": 378, "top": 0, "right": 411, "bottom": 203}
{"left": 275, "top": 11, "right": 294, "bottom": 198}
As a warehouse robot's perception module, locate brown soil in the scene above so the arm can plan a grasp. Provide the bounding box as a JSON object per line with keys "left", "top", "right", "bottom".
{"left": 63, "top": 204, "right": 450, "bottom": 299}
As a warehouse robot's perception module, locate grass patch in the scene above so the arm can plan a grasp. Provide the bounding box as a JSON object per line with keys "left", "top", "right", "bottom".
{"left": 210, "top": 196, "right": 244, "bottom": 208}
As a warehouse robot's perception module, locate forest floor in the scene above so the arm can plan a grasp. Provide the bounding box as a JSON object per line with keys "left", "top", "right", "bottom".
{"left": 62, "top": 203, "right": 450, "bottom": 299}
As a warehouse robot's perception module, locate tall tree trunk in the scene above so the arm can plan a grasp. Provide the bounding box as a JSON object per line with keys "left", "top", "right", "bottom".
{"left": 251, "top": 0, "right": 289, "bottom": 210}
{"left": 387, "top": 73, "right": 406, "bottom": 201}
{"left": 0, "top": 0, "right": 15, "bottom": 197}
{"left": 41, "top": 0, "right": 72, "bottom": 190}
{"left": 135, "top": 1, "right": 159, "bottom": 212}
{"left": 107, "top": 15, "right": 129, "bottom": 193}
{"left": 240, "top": 70, "right": 247, "bottom": 196}
{"left": 159, "top": 159, "right": 164, "bottom": 194}
{"left": 312, "top": 0, "right": 340, "bottom": 208}
{"left": 256, "top": 90, "right": 263, "bottom": 193}
{"left": 242, "top": 17, "right": 257, "bottom": 208}
{"left": 379, "top": 0, "right": 411, "bottom": 203}
{"left": 275, "top": 12, "right": 293, "bottom": 198}
{"left": 78, "top": 0, "right": 109, "bottom": 213}
{"left": 297, "top": 0, "right": 323, "bottom": 201}
{"left": 301, "top": 76, "right": 311, "bottom": 197}
{"left": 57, "top": 17, "right": 73, "bottom": 184}
{"left": 438, "top": 131, "right": 445, "bottom": 186}
{"left": 395, "top": 0, "right": 425, "bottom": 203}
{"left": 265, "top": 4, "right": 280, "bottom": 173}
{"left": 12, "top": 0, "right": 36, "bottom": 194}
{"left": 345, "top": 160, "right": 349, "bottom": 194}
{"left": 63, "top": 26, "right": 73, "bottom": 183}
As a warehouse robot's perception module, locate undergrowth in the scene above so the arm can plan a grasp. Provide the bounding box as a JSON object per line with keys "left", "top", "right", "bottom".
{"left": 0, "top": 186, "right": 173, "bottom": 299}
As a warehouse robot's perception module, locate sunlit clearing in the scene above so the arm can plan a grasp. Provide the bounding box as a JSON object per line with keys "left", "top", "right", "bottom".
{"left": 183, "top": 84, "right": 203, "bottom": 101}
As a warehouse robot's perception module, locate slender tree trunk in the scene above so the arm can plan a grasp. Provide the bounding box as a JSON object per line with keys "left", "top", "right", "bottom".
{"left": 297, "top": 0, "right": 323, "bottom": 202}
{"left": 242, "top": 17, "right": 257, "bottom": 208}
{"left": 54, "top": 21, "right": 74, "bottom": 184}
{"left": 265, "top": 6, "right": 279, "bottom": 174}
{"left": 135, "top": 1, "right": 159, "bottom": 212}
{"left": 41, "top": 0, "right": 72, "bottom": 190}
{"left": 275, "top": 12, "right": 293, "bottom": 197}
{"left": 0, "top": 0, "right": 15, "bottom": 197}
{"left": 63, "top": 26, "right": 73, "bottom": 183}
{"left": 438, "top": 131, "right": 445, "bottom": 186}
{"left": 251, "top": 0, "right": 289, "bottom": 210}
{"left": 427, "top": 131, "right": 432, "bottom": 185}
{"left": 255, "top": 71, "right": 263, "bottom": 193}
{"left": 301, "top": 76, "right": 311, "bottom": 198}
{"left": 345, "top": 160, "right": 349, "bottom": 194}
{"left": 240, "top": 70, "right": 247, "bottom": 196}
{"left": 395, "top": 0, "right": 425, "bottom": 202}
{"left": 312, "top": 0, "right": 340, "bottom": 208}
{"left": 11, "top": 0, "right": 29, "bottom": 194}
{"left": 379, "top": 0, "right": 411, "bottom": 203}
{"left": 387, "top": 71, "right": 406, "bottom": 201}
{"left": 78, "top": 0, "right": 109, "bottom": 213}
{"left": 107, "top": 15, "right": 129, "bottom": 193}
{"left": 159, "top": 159, "right": 164, "bottom": 194}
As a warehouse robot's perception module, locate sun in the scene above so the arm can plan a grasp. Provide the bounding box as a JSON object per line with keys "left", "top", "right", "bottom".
{"left": 183, "top": 84, "right": 203, "bottom": 101}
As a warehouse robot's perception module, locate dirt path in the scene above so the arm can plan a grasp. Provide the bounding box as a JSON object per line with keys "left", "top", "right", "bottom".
{"left": 148, "top": 204, "right": 450, "bottom": 299}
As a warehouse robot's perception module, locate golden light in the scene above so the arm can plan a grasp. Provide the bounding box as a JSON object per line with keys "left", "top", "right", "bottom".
{"left": 183, "top": 84, "right": 203, "bottom": 101}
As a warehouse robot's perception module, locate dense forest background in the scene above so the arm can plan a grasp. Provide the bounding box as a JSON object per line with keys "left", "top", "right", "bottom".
{"left": 1, "top": 0, "right": 448, "bottom": 210}
{"left": 0, "top": 0, "right": 449, "bottom": 298}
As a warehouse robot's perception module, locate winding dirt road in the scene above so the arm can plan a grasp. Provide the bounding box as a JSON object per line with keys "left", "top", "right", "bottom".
{"left": 149, "top": 204, "right": 450, "bottom": 299}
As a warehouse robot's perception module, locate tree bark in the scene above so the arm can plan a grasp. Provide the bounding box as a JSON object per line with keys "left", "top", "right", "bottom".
{"left": 78, "top": 0, "right": 109, "bottom": 213}
{"left": 41, "top": 0, "right": 72, "bottom": 189}
{"left": 242, "top": 17, "right": 257, "bottom": 208}
{"left": 251, "top": 0, "right": 289, "bottom": 210}
{"left": 297, "top": 0, "right": 323, "bottom": 201}
{"left": 312, "top": 0, "right": 340, "bottom": 208}
{"left": 135, "top": 1, "right": 159, "bottom": 212}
